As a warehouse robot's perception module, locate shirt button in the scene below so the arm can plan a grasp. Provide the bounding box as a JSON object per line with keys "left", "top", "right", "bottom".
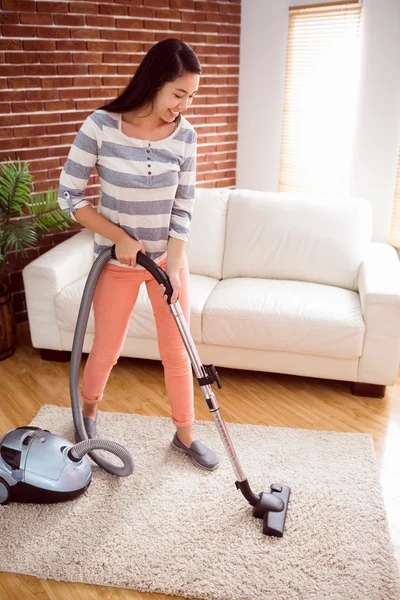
{"left": 148, "top": 171, "right": 152, "bottom": 175}
{"left": 63, "top": 191, "right": 70, "bottom": 199}
{"left": 147, "top": 164, "right": 151, "bottom": 167}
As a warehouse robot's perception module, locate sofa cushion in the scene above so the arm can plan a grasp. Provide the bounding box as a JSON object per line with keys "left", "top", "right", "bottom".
{"left": 222, "top": 191, "right": 372, "bottom": 291}
{"left": 185, "top": 187, "right": 230, "bottom": 280}
{"left": 55, "top": 273, "right": 219, "bottom": 344}
{"left": 202, "top": 279, "right": 365, "bottom": 359}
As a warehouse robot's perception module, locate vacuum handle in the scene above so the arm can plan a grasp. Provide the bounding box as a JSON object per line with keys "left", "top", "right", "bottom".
{"left": 110, "top": 245, "right": 174, "bottom": 304}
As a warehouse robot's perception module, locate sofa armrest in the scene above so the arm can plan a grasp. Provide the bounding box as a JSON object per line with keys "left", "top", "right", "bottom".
{"left": 22, "top": 229, "right": 94, "bottom": 350}
{"left": 357, "top": 242, "right": 400, "bottom": 384}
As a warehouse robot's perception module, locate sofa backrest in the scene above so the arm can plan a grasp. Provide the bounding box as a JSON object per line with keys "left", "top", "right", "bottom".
{"left": 222, "top": 190, "right": 373, "bottom": 291}
{"left": 185, "top": 188, "right": 230, "bottom": 279}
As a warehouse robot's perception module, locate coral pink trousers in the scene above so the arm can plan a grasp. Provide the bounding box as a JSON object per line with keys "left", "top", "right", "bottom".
{"left": 81, "top": 255, "right": 194, "bottom": 427}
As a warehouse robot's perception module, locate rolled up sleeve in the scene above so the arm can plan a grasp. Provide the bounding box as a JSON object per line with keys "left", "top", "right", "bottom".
{"left": 57, "top": 114, "right": 102, "bottom": 221}
{"left": 169, "top": 129, "right": 197, "bottom": 242}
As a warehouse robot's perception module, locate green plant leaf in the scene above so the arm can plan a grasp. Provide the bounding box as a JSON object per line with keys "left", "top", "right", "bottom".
{"left": 28, "top": 187, "right": 73, "bottom": 232}
{"left": 0, "top": 159, "right": 32, "bottom": 218}
{"left": 2, "top": 219, "right": 37, "bottom": 257}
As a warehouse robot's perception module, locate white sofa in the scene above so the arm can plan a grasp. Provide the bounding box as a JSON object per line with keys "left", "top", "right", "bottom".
{"left": 23, "top": 189, "right": 400, "bottom": 397}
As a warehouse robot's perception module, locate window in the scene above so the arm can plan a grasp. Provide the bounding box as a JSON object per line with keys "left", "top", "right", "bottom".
{"left": 390, "top": 152, "right": 400, "bottom": 247}
{"left": 279, "top": 1, "right": 363, "bottom": 194}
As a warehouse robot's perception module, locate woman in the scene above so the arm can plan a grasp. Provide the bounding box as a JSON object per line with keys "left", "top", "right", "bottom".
{"left": 57, "top": 38, "right": 219, "bottom": 471}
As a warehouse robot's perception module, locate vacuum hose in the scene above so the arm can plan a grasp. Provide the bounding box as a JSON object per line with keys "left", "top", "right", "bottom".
{"left": 70, "top": 246, "right": 134, "bottom": 477}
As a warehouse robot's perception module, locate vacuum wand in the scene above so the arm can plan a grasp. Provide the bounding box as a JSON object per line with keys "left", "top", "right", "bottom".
{"left": 110, "top": 245, "right": 291, "bottom": 537}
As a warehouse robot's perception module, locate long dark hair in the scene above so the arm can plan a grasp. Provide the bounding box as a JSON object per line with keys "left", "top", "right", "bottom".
{"left": 98, "top": 38, "right": 201, "bottom": 115}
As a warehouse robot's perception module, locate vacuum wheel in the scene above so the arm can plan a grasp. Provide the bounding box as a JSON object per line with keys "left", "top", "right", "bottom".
{"left": 0, "top": 478, "right": 10, "bottom": 505}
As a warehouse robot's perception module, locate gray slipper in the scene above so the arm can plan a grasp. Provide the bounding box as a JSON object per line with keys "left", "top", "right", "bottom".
{"left": 75, "top": 412, "right": 98, "bottom": 442}
{"left": 172, "top": 432, "right": 219, "bottom": 471}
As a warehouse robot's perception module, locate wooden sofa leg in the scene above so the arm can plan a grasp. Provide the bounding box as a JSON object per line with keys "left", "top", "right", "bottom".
{"left": 40, "top": 349, "right": 71, "bottom": 362}
{"left": 351, "top": 382, "right": 386, "bottom": 398}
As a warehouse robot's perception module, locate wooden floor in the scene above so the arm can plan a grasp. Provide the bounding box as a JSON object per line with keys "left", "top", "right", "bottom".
{"left": 1, "top": 321, "right": 400, "bottom": 599}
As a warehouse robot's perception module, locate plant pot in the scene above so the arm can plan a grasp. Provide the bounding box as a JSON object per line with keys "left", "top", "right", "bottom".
{"left": 0, "top": 284, "right": 16, "bottom": 361}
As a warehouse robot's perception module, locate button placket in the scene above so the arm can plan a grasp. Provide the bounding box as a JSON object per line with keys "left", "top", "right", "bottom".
{"left": 146, "top": 142, "right": 152, "bottom": 175}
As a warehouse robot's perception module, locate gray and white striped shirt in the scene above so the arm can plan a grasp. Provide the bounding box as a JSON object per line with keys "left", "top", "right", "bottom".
{"left": 57, "top": 109, "right": 197, "bottom": 268}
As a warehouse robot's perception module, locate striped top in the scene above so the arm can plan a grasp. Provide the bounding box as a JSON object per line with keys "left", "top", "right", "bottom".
{"left": 57, "top": 109, "right": 197, "bottom": 268}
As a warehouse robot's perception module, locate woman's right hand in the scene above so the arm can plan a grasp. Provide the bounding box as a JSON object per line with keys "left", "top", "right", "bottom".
{"left": 114, "top": 233, "right": 144, "bottom": 268}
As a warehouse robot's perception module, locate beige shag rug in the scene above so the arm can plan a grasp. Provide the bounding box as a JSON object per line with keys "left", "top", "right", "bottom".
{"left": 0, "top": 404, "right": 399, "bottom": 600}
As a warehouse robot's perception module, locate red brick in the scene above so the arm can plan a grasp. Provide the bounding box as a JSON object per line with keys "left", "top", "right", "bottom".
{"left": 57, "top": 64, "right": 88, "bottom": 75}
{"left": 145, "top": 0, "right": 169, "bottom": 6}
{"left": 6, "top": 52, "right": 39, "bottom": 64}
{"left": 86, "top": 15, "right": 116, "bottom": 28}
{"left": 40, "top": 52, "right": 72, "bottom": 63}
{"left": 115, "top": 41, "right": 143, "bottom": 53}
{"left": 11, "top": 101, "right": 44, "bottom": 113}
{"left": 23, "top": 40, "right": 56, "bottom": 52}
{"left": 71, "top": 28, "right": 101, "bottom": 39}
{"left": 100, "top": 3, "right": 127, "bottom": 15}
{"left": 103, "top": 53, "right": 131, "bottom": 64}
{"left": 19, "top": 13, "right": 53, "bottom": 25}
{"left": 89, "top": 87, "right": 119, "bottom": 99}
{"left": 0, "top": 114, "right": 29, "bottom": 127}
{"left": 181, "top": 11, "right": 207, "bottom": 22}
{"left": 196, "top": 23, "right": 218, "bottom": 33}
{"left": 144, "top": 19, "right": 171, "bottom": 30}
{"left": 0, "top": 13, "right": 18, "bottom": 24}
{"left": 73, "top": 76, "right": 102, "bottom": 87}
{"left": 75, "top": 99, "right": 102, "bottom": 111}
{"left": 0, "top": 126, "right": 12, "bottom": 138}
{"left": 59, "top": 88, "right": 88, "bottom": 99}
{"left": 155, "top": 8, "right": 180, "bottom": 19}
{"left": 69, "top": 2, "right": 99, "bottom": 14}
{"left": 0, "top": 39, "right": 22, "bottom": 51}
{"left": 2, "top": 25, "right": 36, "bottom": 38}
{"left": 0, "top": 150, "right": 18, "bottom": 162}
{"left": 94, "top": 64, "right": 122, "bottom": 74}
{"left": 42, "top": 77, "right": 72, "bottom": 89}
{"left": 1, "top": 0, "right": 36, "bottom": 10}
{"left": 28, "top": 89, "right": 60, "bottom": 102}
{"left": 129, "top": 30, "right": 155, "bottom": 41}
{"left": 54, "top": 14, "right": 85, "bottom": 27}
{"left": 37, "top": 27, "right": 70, "bottom": 38}
{"left": 0, "top": 90, "right": 25, "bottom": 102}
{"left": 1, "top": 138, "right": 29, "bottom": 150}
{"left": 45, "top": 99, "right": 75, "bottom": 111}
{"left": 29, "top": 113, "right": 61, "bottom": 124}
{"left": 46, "top": 123, "right": 74, "bottom": 135}
{"left": 196, "top": 1, "right": 220, "bottom": 11}
{"left": 128, "top": 6, "right": 156, "bottom": 18}
{"left": 48, "top": 145, "right": 68, "bottom": 156}
{"left": 101, "top": 29, "right": 130, "bottom": 41}
{"left": 16, "top": 124, "right": 47, "bottom": 137}
{"left": 25, "top": 66, "right": 56, "bottom": 79}
{"left": 219, "top": 24, "right": 240, "bottom": 34}
{"left": 37, "top": 1, "right": 68, "bottom": 12}
{"left": 73, "top": 52, "right": 103, "bottom": 63}
{"left": 169, "top": 0, "right": 196, "bottom": 10}
{"left": 86, "top": 41, "right": 115, "bottom": 52}
{"left": 115, "top": 18, "right": 143, "bottom": 29}
{"left": 56, "top": 40, "right": 87, "bottom": 52}
{"left": 102, "top": 76, "right": 128, "bottom": 86}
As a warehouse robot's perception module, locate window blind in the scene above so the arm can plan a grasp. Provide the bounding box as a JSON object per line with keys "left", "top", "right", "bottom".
{"left": 390, "top": 152, "right": 400, "bottom": 247}
{"left": 279, "top": 1, "right": 363, "bottom": 194}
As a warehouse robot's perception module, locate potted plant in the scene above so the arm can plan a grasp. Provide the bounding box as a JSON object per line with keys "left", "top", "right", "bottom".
{"left": 0, "top": 159, "right": 73, "bottom": 360}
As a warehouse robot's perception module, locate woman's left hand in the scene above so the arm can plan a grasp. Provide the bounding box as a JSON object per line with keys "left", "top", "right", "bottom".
{"left": 159, "top": 270, "right": 181, "bottom": 304}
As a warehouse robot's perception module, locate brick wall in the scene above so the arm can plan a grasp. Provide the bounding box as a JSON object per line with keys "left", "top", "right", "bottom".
{"left": 0, "top": 0, "right": 241, "bottom": 323}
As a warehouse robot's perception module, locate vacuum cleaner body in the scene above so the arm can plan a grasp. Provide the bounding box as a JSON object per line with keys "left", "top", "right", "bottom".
{"left": 0, "top": 426, "right": 92, "bottom": 505}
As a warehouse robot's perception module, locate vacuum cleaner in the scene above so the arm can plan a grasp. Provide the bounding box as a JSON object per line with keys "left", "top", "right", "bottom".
{"left": 0, "top": 245, "right": 291, "bottom": 536}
